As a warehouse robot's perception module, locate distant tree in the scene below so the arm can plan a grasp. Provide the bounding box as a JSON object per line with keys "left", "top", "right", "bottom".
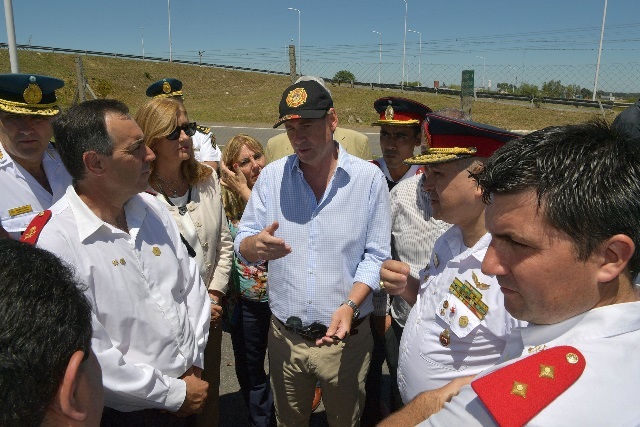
{"left": 519, "top": 83, "right": 539, "bottom": 98}
{"left": 565, "top": 84, "right": 581, "bottom": 99}
{"left": 541, "top": 80, "right": 565, "bottom": 98}
{"left": 334, "top": 70, "right": 356, "bottom": 83}
{"left": 580, "top": 88, "right": 593, "bottom": 99}
{"left": 497, "top": 82, "right": 515, "bottom": 93}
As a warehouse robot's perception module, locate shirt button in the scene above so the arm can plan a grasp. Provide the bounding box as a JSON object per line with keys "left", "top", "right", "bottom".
{"left": 195, "top": 221, "right": 202, "bottom": 227}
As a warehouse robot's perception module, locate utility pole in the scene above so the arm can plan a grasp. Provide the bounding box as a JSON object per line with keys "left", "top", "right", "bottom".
{"left": 592, "top": 0, "right": 608, "bottom": 101}
{"left": 199, "top": 50, "right": 205, "bottom": 66}
{"left": 3, "top": 0, "right": 19, "bottom": 72}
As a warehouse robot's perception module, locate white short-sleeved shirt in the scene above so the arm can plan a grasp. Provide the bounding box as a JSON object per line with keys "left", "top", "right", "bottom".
{"left": 36, "top": 186, "right": 210, "bottom": 412}
{"left": 398, "top": 228, "right": 526, "bottom": 402}
{"left": 418, "top": 300, "right": 640, "bottom": 426}
{"left": 0, "top": 143, "right": 71, "bottom": 239}
{"left": 372, "top": 157, "right": 422, "bottom": 189}
{"left": 193, "top": 129, "right": 221, "bottom": 162}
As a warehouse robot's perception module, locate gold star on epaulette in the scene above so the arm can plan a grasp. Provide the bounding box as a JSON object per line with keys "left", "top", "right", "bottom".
{"left": 511, "top": 381, "right": 528, "bottom": 398}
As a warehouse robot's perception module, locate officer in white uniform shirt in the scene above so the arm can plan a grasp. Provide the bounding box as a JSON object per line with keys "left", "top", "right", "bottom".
{"left": 146, "top": 77, "right": 221, "bottom": 170}
{"left": 380, "top": 114, "right": 525, "bottom": 403}
{"left": 24, "top": 99, "right": 211, "bottom": 425}
{"left": 371, "top": 97, "right": 431, "bottom": 191}
{"left": 380, "top": 120, "right": 640, "bottom": 427}
{"left": 0, "top": 73, "right": 70, "bottom": 239}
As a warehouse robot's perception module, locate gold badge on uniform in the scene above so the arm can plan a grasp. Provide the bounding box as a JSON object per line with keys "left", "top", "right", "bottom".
{"left": 23, "top": 82, "right": 43, "bottom": 105}
{"left": 112, "top": 260, "right": 119, "bottom": 266}
{"left": 511, "top": 381, "right": 528, "bottom": 398}
{"left": 22, "top": 226, "right": 37, "bottom": 240}
{"left": 152, "top": 246, "right": 161, "bottom": 256}
{"left": 286, "top": 87, "right": 307, "bottom": 108}
{"left": 472, "top": 271, "right": 491, "bottom": 290}
{"left": 8, "top": 204, "right": 33, "bottom": 217}
{"left": 162, "top": 81, "right": 172, "bottom": 94}
{"left": 120, "top": 258, "right": 126, "bottom": 265}
{"left": 384, "top": 105, "right": 394, "bottom": 120}
{"left": 439, "top": 329, "right": 450, "bottom": 347}
{"left": 539, "top": 365, "right": 555, "bottom": 379}
{"left": 458, "top": 316, "right": 469, "bottom": 327}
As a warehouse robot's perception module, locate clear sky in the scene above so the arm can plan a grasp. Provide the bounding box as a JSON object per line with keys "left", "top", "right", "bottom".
{"left": 2, "top": 0, "right": 639, "bottom": 90}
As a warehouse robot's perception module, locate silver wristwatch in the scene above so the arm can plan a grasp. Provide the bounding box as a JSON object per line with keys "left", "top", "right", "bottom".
{"left": 341, "top": 299, "right": 360, "bottom": 319}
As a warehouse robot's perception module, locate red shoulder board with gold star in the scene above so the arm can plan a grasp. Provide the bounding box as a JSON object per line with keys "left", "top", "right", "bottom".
{"left": 20, "top": 210, "right": 52, "bottom": 245}
{"left": 471, "top": 346, "right": 585, "bottom": 427}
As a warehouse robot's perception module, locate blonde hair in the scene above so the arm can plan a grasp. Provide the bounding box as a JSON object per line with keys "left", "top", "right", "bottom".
{"left": 134, "top": 97, "right": 211, "bottom": 185}
{"left": 221, "top": 134, "right": 264, "bottom": 220}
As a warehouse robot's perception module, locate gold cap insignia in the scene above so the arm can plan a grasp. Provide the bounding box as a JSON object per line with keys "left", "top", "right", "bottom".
{"left": 286, "top": 88, "right": 307, "bottom": 108}
{"left": 23, "top": 83, "right": 43, "bottom": 105}
{"left": 162, "top": 81, "right": 172, "bottom": 94}
{"left": 152, "top": 246, "right": 162, "bottom": 256}
{"left": 384, "top": 105, "right": 394, "bottom": 120}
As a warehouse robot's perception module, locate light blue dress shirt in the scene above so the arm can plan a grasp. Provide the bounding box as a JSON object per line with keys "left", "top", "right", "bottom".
{"left": 235, "top": 144, "right": 391, "bottom": 326}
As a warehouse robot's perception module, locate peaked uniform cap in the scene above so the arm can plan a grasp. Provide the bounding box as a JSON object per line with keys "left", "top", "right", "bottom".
{"left": 273, "top": 80, "right": 333, "bottom": 128}
{"left": 0, "top": 74, "right": 64, "bottom": 116}
{"left": 371, "top": 97, "right": 432, "bottom": 126}
{"left": 405, "top": 113, "right": 522, "bottom": 165}
{"left": 146, "top": 78, "right": 183, "bottom": 98}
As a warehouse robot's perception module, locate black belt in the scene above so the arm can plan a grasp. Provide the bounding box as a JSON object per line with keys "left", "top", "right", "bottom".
{"left": 274, "top": 314, "right": 369, "bottom": 341}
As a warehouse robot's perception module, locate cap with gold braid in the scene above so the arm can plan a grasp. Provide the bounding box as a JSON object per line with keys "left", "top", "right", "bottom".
{"left": 0, "top": 74, "right": 64, "bottom": 116}
{"left": 405, "top": 113, "right": 522, "bottom": 165}
{"left": 371, "top": 97, "right": 432, "bottom": 127}
{"left": 145, "top": 77, "right": 183, "bottom": 99}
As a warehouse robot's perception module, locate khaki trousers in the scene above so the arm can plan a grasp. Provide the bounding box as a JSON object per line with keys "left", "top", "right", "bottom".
{"left": 268, "top": 316, "right": 373, "bottom": 427}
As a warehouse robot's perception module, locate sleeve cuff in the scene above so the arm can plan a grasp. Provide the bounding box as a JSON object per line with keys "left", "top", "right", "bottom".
{"left": 165, "top": 377, "right": 187, "bottom": 412}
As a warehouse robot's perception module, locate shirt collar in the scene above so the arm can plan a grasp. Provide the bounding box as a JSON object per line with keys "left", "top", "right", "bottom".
{"left": 286, "top": 141, "right": 351, "bottom": 177}
{"left": 66, "top": 185, "right": 149, "bottom": 243}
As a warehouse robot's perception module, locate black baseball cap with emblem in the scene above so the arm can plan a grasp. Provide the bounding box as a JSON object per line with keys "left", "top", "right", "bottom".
{"left": 146, "top": 77, "right": 183, "bottom": 98}
{"left": 273, "top": 80, "right": 334, "bottom": 128}
{"left": 371, "top": 97, "right": 432, "bottom": 127}
{"left": 0, "top": 74, "right": 64, "bottom": 116}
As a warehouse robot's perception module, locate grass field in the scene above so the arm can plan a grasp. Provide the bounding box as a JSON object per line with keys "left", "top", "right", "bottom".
{"left": 0, "top": 49, "right": 623, "bottom": 131}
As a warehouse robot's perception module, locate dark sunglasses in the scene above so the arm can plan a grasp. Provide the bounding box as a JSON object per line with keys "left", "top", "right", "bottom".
{"left": 166, "top": 122, "right": 197, "bottom": 140}
{"left": 285, "top": 316, "right": 328, "bottom": 341}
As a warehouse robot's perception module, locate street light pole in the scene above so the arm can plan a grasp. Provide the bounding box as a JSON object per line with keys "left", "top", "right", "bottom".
{"left": 509, "top": 65, "right": 518, "bottom": 93}
{"left": 167, "top": 0, "right": 172, "bottom": 62}
{"left": 476, "top": 56, "right": 485, "bottom": 90}
{"left": 408, "top": 29, "right": 421, "bottom": 86}
{"left": 372, "top": 30, "right": 382, "bottom": 84}
{"left": 288, "top": 8, "right": 301, "bottom": 76}
{"left": 401, "top": 0, "right": 407, "bottom": 89}
{"left": 592, "top": 0, "right": 608, "bottom": 101}
{"left": 141, "top": 27, "right": 145, "bottom": 60}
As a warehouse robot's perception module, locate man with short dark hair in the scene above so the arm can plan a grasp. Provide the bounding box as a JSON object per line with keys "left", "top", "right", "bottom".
{"left": 235, "top": 78, "right": 390, "bottom": 425}
{"left": 0, "top": 239, "right": 103, "bottom": 426}
{"left": 27, "top": 99, "right": 211, "bottom": 425}
{"left": 381, "top": 119, "right": 640, "bottom": 426}
{"left": 0, "top": 73, "right": 70, "bottom": 239}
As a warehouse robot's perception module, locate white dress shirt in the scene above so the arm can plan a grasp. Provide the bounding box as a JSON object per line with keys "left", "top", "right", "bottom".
{"left": 419, "top": 299, "right": 640, "bottom": 426}
{"left": 372, "top": 157, "right": 422, "bottom": 188}
{"left": 0, "top": 143, "right": 71, "bottom": 239}
{"left": 398, "top": 228, "right": 525, "bottom": 402}
{"left": 36, "top": 186, "right": 210, "bottom": 412}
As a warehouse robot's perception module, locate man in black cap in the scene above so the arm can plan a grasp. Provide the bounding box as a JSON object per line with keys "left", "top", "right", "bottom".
{"left": 0, "top": 73, "right": 70, "bottom": 239}
{"left": 234, "top": 79, "right": 391, "bottom": 426}
{"left": 371, "top": 97, "right": 432, "bottom": 191}
{"left": 146, "top": 77, "right": 221, "bottom": 170}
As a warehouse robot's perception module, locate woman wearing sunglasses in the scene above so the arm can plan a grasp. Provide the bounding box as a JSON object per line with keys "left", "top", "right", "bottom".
{"left": 135, "top": 97, "right": 234, "bottom": 426}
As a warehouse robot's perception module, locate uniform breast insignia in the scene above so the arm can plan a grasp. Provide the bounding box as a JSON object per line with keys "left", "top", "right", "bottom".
{"left": 152, "top": 246, "right": 162, "bottom": 256}
{"left": 8, "top": 204, "right": 33, "bottom": 217}
{"left": 472, "top": 271, "right": 490, "bottom": 290}
{"left": 0, "top": 147, "right": 3, "bottom": 160}
{"left": 472, "top": 346, "right": 586, "bottom": 427}
{"left": 449, "top": 277, "right": 489, "bottom": 320}
{"left": 19, "top": 210, "right": 52, "bottom": 245}
{"left": 439, "top": 329, "right": 450, "bottom": 347}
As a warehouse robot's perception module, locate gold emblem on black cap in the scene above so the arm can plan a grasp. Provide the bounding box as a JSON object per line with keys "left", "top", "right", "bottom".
{"left": 23, "top": 77, "right": 43, "bottom": 105}
{"left": 162, "top": 81, "right": 172, "bottom": 94}
{"left": 384, "top": 105, "right": 394, "bottom": 120}
{"left": 286, "top": 88, "right": 307, "bottom": 108}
